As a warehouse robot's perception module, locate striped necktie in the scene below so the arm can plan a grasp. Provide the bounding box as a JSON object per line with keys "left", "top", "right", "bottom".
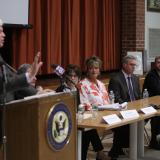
{"left": 127, "top": 76, "right": 135, "bottom": 101}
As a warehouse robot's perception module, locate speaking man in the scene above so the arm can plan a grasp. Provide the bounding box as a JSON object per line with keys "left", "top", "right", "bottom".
{"left": 0, "top": 18, "right": 42, "bottom": 148}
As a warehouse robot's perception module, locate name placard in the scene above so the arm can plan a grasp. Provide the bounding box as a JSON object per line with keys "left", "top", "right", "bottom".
{"left": 120, "top": 110, "right": 139, "bottom": 119}
{"left": 140, "top": 106, "right": 157, "bottom": 115}
{"left": 103, "top": 114, "right": 121, "bottom": 125}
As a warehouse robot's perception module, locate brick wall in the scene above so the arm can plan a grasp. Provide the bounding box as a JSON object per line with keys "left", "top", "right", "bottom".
{"left": 121, "top": 0, "right": 145, "bottom": 56}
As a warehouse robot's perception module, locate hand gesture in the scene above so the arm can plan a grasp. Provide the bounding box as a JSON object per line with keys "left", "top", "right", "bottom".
{"left": 28, "top": 52, "right": 43, "bottom": 81}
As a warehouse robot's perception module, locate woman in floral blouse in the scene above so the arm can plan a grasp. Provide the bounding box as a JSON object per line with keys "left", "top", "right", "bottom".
{"left": 79, "top": 56, "right": 109, "bottom": 160}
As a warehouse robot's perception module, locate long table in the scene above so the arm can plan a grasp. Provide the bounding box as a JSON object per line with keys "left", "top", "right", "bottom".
{"left": 78, "top": 96, "right": 160, "bottom": 160}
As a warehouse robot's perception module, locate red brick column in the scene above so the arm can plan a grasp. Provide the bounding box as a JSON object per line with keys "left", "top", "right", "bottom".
{"left": 121, "top": 0, "right": 145, "bottom": 56}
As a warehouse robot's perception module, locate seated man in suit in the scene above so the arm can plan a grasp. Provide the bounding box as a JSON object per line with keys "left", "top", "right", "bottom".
{"left": 15, "top": 63, "right": 53, "bottom": 99}
{"left": 108, "top": 55, "right": 141, "bottom": 159}
{"left": 143, "top": 56, "right": 160, "bottom": 150}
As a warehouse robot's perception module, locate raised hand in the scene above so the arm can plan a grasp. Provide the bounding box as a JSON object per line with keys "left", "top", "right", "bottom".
{"left": 28, "top": 52, "right": 43, "bottom": 81}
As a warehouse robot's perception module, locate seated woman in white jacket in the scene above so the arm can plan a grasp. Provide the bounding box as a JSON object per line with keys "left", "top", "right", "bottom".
{"left": 79, "top": 56, "right": 109, "bottom": 160}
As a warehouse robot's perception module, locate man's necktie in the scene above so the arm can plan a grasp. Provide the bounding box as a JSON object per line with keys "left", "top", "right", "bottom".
{"left": 127, "top": 76, "right": 135, "bottom": 101}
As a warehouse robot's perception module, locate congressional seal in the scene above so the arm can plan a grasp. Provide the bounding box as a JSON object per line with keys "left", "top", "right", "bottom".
{"left": 46, "top": 103, "right": 72, "bottom": 151}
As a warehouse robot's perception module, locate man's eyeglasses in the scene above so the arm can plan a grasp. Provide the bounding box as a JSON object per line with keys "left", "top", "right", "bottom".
{"left": 128, "top": 63, "right": 137, "bottom": 67}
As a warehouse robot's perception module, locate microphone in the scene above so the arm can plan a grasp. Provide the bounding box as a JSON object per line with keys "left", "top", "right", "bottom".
{"left": 5, "top": 63, "right": 17, "bottom": 73}
{"left": 51, "top": 64, "right": 65, "bottom": 77}
{"left": 0, "top": 57, "right": 8, "bottom": 83}
{"left": 0, "top": 58, "right": 17, "bottom": 73}
{"left": 50, "top": 64, "right": 58, "bottom": 68}
{"left": 1, "top": 65, "right": 8, "bottom": 83}
{"left": 51, "top": 64, "right": 78, "bottom": 87}
{"left": 51, "top": 64, "right": 80, "bottom": 106}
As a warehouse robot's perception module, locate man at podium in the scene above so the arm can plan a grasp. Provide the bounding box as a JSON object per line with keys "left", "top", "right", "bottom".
{"left": 0, "top": 18, "right": 42, "bottom": 148}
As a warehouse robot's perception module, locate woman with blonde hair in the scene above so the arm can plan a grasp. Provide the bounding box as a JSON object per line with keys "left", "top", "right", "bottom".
{"left": 79, "top": 56, "right": 109, "bottom": 160}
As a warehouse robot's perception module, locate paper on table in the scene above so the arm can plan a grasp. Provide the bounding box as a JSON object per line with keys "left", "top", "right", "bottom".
{"left": 24, "top": 91, "right": 60, "bottom": 100}
{"left": 140, "top": 106, "right": 157, "bottom": 114}
{"left": 98, "top": 102, "right": 127, "bottom": 110}
{"left": 120, "top": 109, "right": 139, "bottom": 119}
{"left": 103, "top": 114, "right": 122, "bottom": 125}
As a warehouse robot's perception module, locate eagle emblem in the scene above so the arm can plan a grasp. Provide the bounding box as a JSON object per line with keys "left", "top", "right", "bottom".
{"left": 47, "top": 103, "right": 72, "bottom": 150}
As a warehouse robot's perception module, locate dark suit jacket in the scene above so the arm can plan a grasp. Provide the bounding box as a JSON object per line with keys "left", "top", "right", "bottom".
{"left": 143, "top": 69, "right": 160, "bottom": 97}
{"left": 0, "top": 55, "right": 28, "bottom": 103}
{"left": 108, "top": 71, "right": 141, "bottom": 150}
{"left": 15, "top": 85, "right": 38, "bottom": 100}
{"left": 143, "top": 70, "right": 160, "bottom": 137}
{"left": 0, "top": 55, "right": 30, "bottom": 144}
{"left": 108, "top": 71, "right": 141, "bottom": 104}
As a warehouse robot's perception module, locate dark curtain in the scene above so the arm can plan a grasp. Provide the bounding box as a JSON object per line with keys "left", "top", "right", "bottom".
{"left": 12, "top": 0, "right": 121, "bottom": 74}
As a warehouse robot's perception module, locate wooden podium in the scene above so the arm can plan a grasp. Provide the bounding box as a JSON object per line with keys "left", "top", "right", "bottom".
{"left": 5, "top": 92, "right": 77, "bottom": 160}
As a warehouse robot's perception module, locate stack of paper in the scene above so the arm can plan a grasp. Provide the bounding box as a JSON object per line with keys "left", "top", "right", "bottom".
{"left": 98, "top": 102, "right": 128, "bottom": 110}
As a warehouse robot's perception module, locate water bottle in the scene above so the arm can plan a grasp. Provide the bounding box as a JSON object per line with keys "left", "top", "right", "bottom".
{"left": 142, "top": 88, "right": 149, "bottom": 107}
{"left": 143, "top": 88, "right": 149, "bottom": 99}
{"left": 77, "top": 104, "right": 85, "bottom": 122}
{"left": 109, "top": 90, "right": 115, "bottom": 104}
{"left": 91, "top": 104, "right": 98, "bottom": 118}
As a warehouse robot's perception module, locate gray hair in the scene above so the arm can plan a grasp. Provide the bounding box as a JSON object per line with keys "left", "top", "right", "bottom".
{"left": 122, "top": 55, "right": 137, "bottom": 64}
{"left": 17, "top": 63, "right": 32, "bottom": 74}
{"left": 0, "top": 19, "right": 3, "bottom": 26}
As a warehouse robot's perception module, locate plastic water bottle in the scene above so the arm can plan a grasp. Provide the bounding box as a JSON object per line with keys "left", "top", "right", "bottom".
{"left": 109, "top": 90, "right": 115, "bottom": 104}
{"left": 91, "top": 104, "right": 98, "bottom": 118}
{"left": 77, "top": 104, "right": 85, "bottom": 122}
{"left": 143, "top": 88, "right": 149, "bottom": 99}
{"left": 142, "top": 88, "right": 149, "bottom": 107}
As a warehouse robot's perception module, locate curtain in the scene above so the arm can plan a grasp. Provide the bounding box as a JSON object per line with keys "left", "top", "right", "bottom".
{"left": 12, "top": 0, "right": 120, "bottom": 74}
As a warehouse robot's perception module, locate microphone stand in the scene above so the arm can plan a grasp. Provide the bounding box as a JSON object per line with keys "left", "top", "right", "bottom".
{"left": 65, "top": 76, "right": 80, "bottom": 111}
{"left": 1, "top": 65, "right": 7, "bottom": 160}
{"left": 4, "top": 63, "right": 17, "bottom": 73}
